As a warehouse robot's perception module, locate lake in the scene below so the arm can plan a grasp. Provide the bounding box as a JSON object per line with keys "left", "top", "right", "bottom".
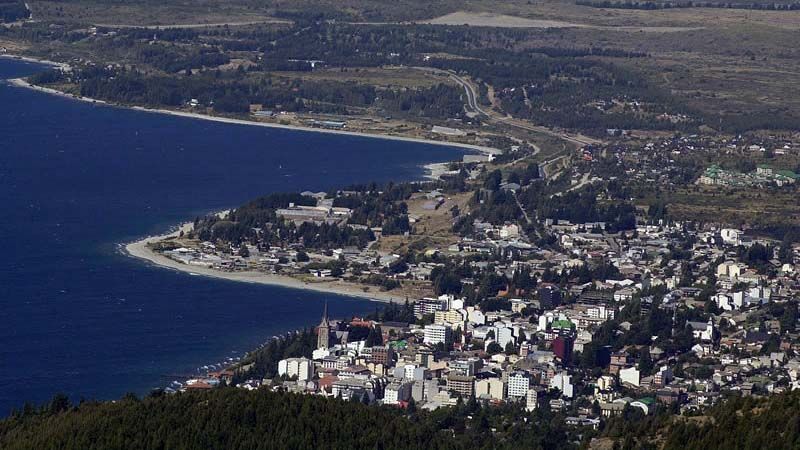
{"left": 0, "top": 57, "right": 464, "bottom": 413}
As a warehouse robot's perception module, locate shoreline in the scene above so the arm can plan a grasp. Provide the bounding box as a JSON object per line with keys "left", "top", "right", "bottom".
{"left": 4, "top": 71, "right": 500, "bottom": 158}
{"left": 124, "top": 231, "right": 411, "bottom": 304}
{"left": 0, "top": 53, "right": 69, "bottom": 70}
{"left": 5, "top": 53, "right": 466, "bottom": 302}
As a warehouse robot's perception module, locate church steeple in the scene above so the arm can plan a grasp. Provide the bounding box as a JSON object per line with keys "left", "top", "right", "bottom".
{"left": 317, "top": 300, "right": 331, "bottom": 349}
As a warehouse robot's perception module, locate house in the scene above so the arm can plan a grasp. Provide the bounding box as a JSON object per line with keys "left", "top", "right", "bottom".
{"left": 687, "top": 319, "right": 714, "bottom": 342}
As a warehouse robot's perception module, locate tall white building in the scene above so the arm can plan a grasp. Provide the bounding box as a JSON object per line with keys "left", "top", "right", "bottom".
{"left": 619, "top": 366, "right": 640, "bottom": 387}
{"left": 424, "top": 324, "right": 451, "bottom": 346}
{"left": 526, "top": 388, "right": 541, "bottom": 411}
{"left": 549, "top": 372, "right": 574, "bottom": 398}
{"left": 384, "top": 380, "right": 413, "bottom": 405}
{"left": 494, "top": 326, "right": 515, "bottom": 349}
{"left": 278, "top": 357, "right": 314, "bottom": 381}
{"left": 507, "top": 371, "right": 531, "bottom": 398}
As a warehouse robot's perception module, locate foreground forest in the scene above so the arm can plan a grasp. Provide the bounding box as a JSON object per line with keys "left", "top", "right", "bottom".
{"left": 1, "top": 387, "right": 799, "bottom": 450}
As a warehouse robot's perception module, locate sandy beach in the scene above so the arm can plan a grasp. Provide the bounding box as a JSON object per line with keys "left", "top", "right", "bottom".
{"left": 124, "top": 230, "right": 411, "bottom": 304}
{"left": 0, "top": 53, "right": 70, "bottom": 70}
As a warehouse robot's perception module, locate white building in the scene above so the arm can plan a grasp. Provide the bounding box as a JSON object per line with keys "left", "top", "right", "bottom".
{"left": 717, "top": 261, "right": 745, "bottom": 280}
{"left": 494, "top": 326, "right": 515, "bottom": 349}
{"left": 468, "top": 309, "right": 486, "bottom": 325}
{"left": 384, "top": 380, "right": 413, "bottom": 405}
{"left": 687, "top": 319, "right": 714, "bottom": 342}
{"left": 619, "top": 366, "right": 640, "bottom": 387}
{"left": 507, "top": 371, "right": 531, "bottom": 398}
{"left": 278, "top": 357, "right": 314, "bottom": 381}
{"left": 720, "top": 228, "right": 742, "bottom": 246}
{"left": 713, "top": 292, "right": 745, "bottom": 311}
{"left": 526, "top": 388, "right": 541, "bottom": 411}
{"left": 549, "top": 372, "right": 574, "bottom": 398}
{"left": 423, "top": 324, "right": 452, "bottom": 346}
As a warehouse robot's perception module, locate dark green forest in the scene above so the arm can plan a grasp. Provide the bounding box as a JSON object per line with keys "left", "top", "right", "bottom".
{"left": 0, "top": 388, "right": 577, "bottom": 450}
{"left": 3, "top": 384, "right": 800, "bottom": 449}
{"left": 191, "top": 184, "right": 415, "bottom": 248}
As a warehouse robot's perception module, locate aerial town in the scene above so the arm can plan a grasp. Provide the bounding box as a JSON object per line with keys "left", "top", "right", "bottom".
{"left": 163, "top": 131, "right": 800, "bottom": 432}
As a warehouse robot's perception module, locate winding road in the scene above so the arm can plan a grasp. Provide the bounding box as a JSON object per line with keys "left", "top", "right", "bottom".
{"left": 416, "top": 67, "right": 601, "bottom": 148}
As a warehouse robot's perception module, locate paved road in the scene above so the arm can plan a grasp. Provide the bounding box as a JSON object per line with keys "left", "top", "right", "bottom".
{"left": 429, "top": 68, "right": 601, "bottom": 148}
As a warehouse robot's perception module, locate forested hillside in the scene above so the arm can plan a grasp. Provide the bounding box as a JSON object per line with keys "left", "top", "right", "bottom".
{"left": 0, "top": 388, "right": 575, "bottom": 450}
{"left": 662, "top": 390, "right": 800, "bottom": 450}
{"left": 2, "top": 387, "right": 800, "bottom": 449}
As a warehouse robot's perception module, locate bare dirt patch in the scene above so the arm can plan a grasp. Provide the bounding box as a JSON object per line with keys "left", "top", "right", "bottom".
{"left": 423, "top": 11, "right": 700, "bottom": 32}
{"left": 425, "top": 11, "right": 584, "bottom": 28}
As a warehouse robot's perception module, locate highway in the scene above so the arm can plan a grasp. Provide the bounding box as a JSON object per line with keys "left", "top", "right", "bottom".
{"left": 419, "top": 67, "right": 601, "bottom": 148}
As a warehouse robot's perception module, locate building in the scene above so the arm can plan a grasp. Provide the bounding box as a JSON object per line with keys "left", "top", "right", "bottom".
{"left": 317, "top": 301, "right": 331, "bottom": 349}
{"left": 619, "top": 366, "right": 641, "bottom": 387}
{"left": 549, "top": 372, "right": 574, "bottom": 398}
{"left": 609, "top": 351, "right": 632, "bottom": 375}
{"left": 600, "top": 401, "right": 626, "bottom": 417}
{"left": 434, "top": 309, "right": 466, "bottom": 325}
{"left": 331, "top": 378, "right": 373, "bottom": 402}
{"left": 494, "top": 326, "right": 515, "bottom": 349}
{"left": 278, "top": 357, "right": 314, "bottom": 381}
{"left": 538, "top": 284, "right": 562, "bottom": 309}
{"left": 414, "top": 299, "right": 447, "bottom": 318}
{"left": 526, "top": 387, "right": 542, "bottom": 411}
{"left": 424, "top": 324, "right": 452, "bottom": 346}
{"left": 552, "top": 336, "right": 574, "bottom": 364}
{"left": 446, "top": 374, "right": 475, "bottom": 398}
{"left": 507, "top": 371, "right": 532, "bottom": 398}
{"left": 687, "top": 319, "right": 714, "bottom": 342}
{"left": 384, "top": 380, "right": 413, "bottom": 405}
{"left": 411, "top": 379, "right": 439, "bottom": 402}
{"left": 475, "top": 378, "right": 506, "bottom": 400}
{"left": 450, "top": 358, "right": 482, "bottom": 377}
{"left": 720, "top": 228, "right": 742, "bottom": 246}
{"left": 367, "top": 346, "right": 395, "bottom": 366}
{"left": 653, "top": 366, "right": 673, "bottom": 386}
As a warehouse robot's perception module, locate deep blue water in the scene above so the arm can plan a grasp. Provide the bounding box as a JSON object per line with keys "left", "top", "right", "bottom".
{"left": 0, "top": 58, "right": 464, "bottom": 413}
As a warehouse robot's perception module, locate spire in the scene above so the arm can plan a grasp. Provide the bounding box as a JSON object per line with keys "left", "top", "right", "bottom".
{"left": 319, "top": 300, "right": 330, "bottom": 329}
{"left": 317, "top": 300, "right": 331, "bottom": 350}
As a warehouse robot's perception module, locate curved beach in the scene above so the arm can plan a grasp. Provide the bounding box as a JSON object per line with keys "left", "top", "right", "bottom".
{"left": 6, "top": 54, "right": 470, "bottom": 304}
{"left": 124, "top": 232, "right": 411, "bottom": 304}
{"left": 6, "top": 76, "right": 500, "bottom": 158}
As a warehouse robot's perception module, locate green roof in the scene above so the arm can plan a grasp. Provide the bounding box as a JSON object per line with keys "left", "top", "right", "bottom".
{"left": 551, "top": 319, "right": 574, "bottom": 329}
{"left": 389, "top": 340, "right": 407, "bottom": 349}
{"left": 637, "top": 397, "right": 656, "bottom": 405}
{"left": 776, "top": 170, "right": 799, "bottom": 179}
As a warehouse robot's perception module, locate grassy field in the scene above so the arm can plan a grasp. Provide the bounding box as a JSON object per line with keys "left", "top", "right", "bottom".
{"left": 376, "top": 191, "right": 473, "bottom": 254}
{"left": 635, "top": 185, "right": 800, "bottom": 229}
{"left": 273, "top": 66, "right": 448, "bottom": 89}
